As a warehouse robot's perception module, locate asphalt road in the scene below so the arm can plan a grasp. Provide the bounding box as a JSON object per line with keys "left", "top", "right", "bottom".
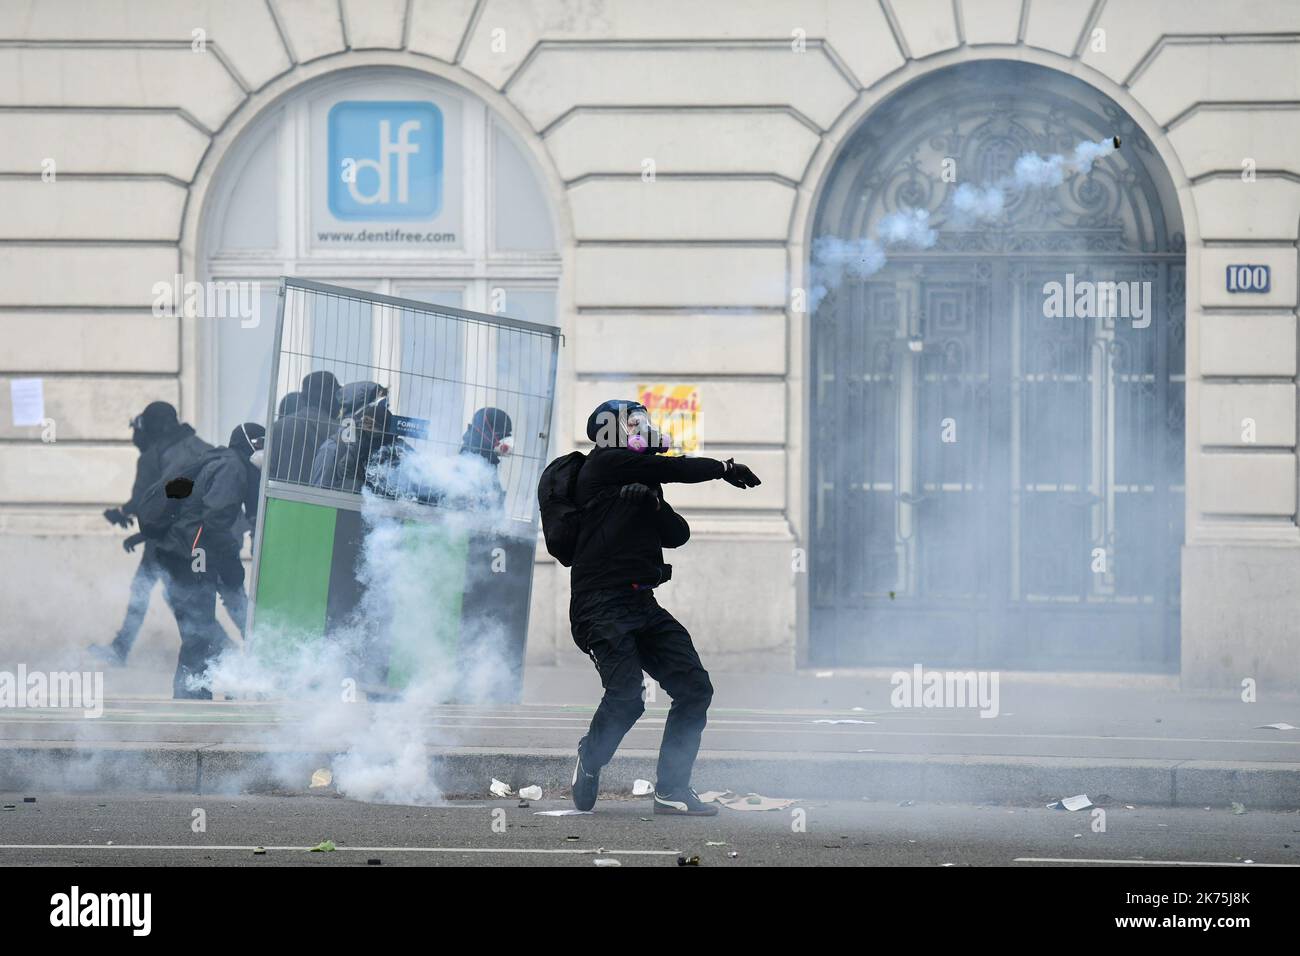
{"left": 0, "top": 792, "right": 1297, "bottom": 867}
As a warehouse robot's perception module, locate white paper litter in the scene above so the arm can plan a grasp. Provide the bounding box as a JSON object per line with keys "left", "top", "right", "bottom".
{"left": 593, "top": 858, "right": 621, "bottom": 866}
{"left": 1256, "top": 722, "right": 1297, "bottom": 731}
{"left": 702, "top": 790, "right": 797, "bottom": 812}
{"left": 534, "top": 809, "right": 592, "bottom": 816}
{"left": 489, "top": 778, "right": 513, "bottom": 797}
{"left": 518, "top": 785, "right": 542, "bottom": 800}
{"left": 1047, "top": 794, "right": 1093, "bottom": 812}
{"left": 632, "top": 779, "right": 653, "bottom": 796}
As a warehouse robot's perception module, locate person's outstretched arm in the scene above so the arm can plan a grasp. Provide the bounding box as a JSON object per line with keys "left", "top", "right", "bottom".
{"left": 607, "top": 453, "right": 761, "bottom": 488}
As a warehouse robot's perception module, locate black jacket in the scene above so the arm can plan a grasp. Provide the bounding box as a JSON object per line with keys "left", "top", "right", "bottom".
{"left": 268, "top": 405, "right": 336, "bottom": 484}
{"left": 156, "top": 447, "right": 249, "bottom": 563}
{"left": 124, "top": 424, "right": 211, "bottom": 517}
{"left": 570, "top": 448, "right": 725, "bottom": 593}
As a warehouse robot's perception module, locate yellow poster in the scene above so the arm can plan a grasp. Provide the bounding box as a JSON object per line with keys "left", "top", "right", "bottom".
{"left": 635, "top": 383, "right": 700, "bottom": 455}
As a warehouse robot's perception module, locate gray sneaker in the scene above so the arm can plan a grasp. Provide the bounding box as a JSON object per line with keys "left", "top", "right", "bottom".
{"left": 653, "top": 787, "right": 719, "bottom": 816}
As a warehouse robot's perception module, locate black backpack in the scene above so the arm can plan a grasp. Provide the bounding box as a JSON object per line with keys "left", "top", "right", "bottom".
{"left": 537, "top": 451, "right": 588, "bottom": 567}
{"left": 135, "top": 462, "right": 204, "bottom": 541}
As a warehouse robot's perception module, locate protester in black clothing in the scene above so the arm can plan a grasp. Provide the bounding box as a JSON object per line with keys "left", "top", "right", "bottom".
{"left": 206, "top": 422, "right": 266, "bottom": 638}
{"left": 459, "top": 406, "right": 512, "bottom": 506}
{"left": 311, "top": 381, "right": 386, "bottom": 490}
{"left": 277, "top": 391, "right": 302, "bottom": 418}
{"left": 267, "top": 371, "right": 339, "bottom": 483}
{"left": 91, "top": 402, "right": 211, "bottom": 666}
{"left": 567, "top": 399, "right": 760, "bottom": 815}
{"left": 150, "top": 440, "right": 251, "bottom": 699}
{"left": 460, "top": 406, "right": 512, "bottom": 464}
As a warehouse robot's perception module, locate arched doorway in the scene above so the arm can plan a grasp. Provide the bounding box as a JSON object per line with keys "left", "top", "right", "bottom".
{"left": 197, "top": 67, "right": 560, "bottom": 442}
{"left": 808, "top": 60, "right": 1185, "bottom": 672}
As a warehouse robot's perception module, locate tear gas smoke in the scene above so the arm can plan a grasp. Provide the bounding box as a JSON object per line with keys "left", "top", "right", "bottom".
{"left": 809, "top": 137, "right": 1119, "bottom": 311}
{"left": 200, "top": 438, "right": 527, "bottom": 805}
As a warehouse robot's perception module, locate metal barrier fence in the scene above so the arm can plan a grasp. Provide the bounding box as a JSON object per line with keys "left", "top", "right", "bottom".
{"left": 261, "top": 278, "right": 559, "bottom": 526}
{"left": 246, "top": 279, "right": 560, "bottom": 700}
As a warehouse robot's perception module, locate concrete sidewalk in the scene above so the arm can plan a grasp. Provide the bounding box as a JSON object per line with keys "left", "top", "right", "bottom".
{"left": 0, "top": 664, "right": 1296, "bottom": 808}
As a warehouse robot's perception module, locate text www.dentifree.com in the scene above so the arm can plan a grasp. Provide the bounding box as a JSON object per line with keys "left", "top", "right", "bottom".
{"left": 317, "top": 230, "right": 457, "bottom": 243}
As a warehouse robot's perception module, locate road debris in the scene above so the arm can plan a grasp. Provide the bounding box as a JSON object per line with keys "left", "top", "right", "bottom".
{"left": 1046, "top": 794, "right": 1093, "bottom": 811}
{"left": 535, "top": 809, "right": 592, "bottom": 816}
{"left": 593, "top": 858, "right": 621, "bottom": 867}
{"left": 632, "top": 779, "right": 653, "bottom": 796}
{"left": 692, "top": 790, "right": 797, "bottom": 811}
{"left": 253, "top": 847, "right": 266, "bottom": 855}
{"left": 309, "top": 840, "right": 337, "bottom": 852}
{"left": 677, "top": 854, "right": 701, "bottom": 866}
{"left": 1257, "top": 722, "right": 1297, "bottom": 731}
{"left": 519, "top": 785, "right": 543, "bottom": 801}
{"left": 489, "top": 778, "right": 513, "bottom": 798}
{"left": 705, "top": 840, "right": 728, "bottom": 846}
{"left": 1231, "top": 802, "right": 1248, "bottom": 815}
{"left": 367, "top": 858, "right": 381, "bottom": 865}
{"left": 310, "top": 768, "right": 332, "bottom": 788}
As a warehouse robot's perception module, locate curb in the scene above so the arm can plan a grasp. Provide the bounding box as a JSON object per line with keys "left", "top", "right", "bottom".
{"left": 2, "top": 743, "right": 1298, "bottom": 808}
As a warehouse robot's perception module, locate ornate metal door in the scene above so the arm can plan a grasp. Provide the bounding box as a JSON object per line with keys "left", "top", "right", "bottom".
{"left": 809, "top": 62, "right": 1185, "bottom": 671}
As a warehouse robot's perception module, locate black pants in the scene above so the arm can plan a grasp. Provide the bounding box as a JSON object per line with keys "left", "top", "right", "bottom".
{"left": 111, "top": 547, "right": 163, "bottom": 657}
{"left": 113, "top": 545, "right": 246, "bottom": 657}
{"left": 157, "top": 553, "right": 235, "bottom": 699}
{"left": 208, "top": 545, "right": 249, "bottom": 638}
{"left": 570, "top": 587, "right": 713, "bottom": 792}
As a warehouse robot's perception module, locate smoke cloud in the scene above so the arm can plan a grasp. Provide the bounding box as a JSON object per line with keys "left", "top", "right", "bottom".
{"left": 201, "top": 437, "right": 527, "bottom": 805}
{"left": 809, "top": 137, "right": 1118, "bottom": 310}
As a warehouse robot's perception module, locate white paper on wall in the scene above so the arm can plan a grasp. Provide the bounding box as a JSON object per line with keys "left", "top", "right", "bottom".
{"left": 10, "top": 378, "right": 44, "bottom": 427}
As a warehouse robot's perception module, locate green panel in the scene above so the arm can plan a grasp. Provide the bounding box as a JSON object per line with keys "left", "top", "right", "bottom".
{"left": 384, "top": 522, "right": 469, "bottom": 691}
{"left": 252, "top": 497, "right": 337, "bottom": 664}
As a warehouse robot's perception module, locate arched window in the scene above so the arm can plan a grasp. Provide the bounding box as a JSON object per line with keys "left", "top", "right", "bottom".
{"left": 199, "top": 68, "right": 559, "bottom": 440}
{"left": 809, "top": 61, "right": 1185, "bottom": 671}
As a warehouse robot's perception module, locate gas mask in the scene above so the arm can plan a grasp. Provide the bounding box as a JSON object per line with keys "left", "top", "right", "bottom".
{"left": 623, "top": 409, "right": 662, "bottom": 454}
{"left": 240, "top": 423, "right": 266, "bottom": 470}
{"left": 129, "top": 415, "right": 150, "bottom": 452}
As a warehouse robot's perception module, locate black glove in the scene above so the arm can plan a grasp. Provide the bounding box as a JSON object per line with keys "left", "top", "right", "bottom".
{"left": 722, "top": 459, "right": 761, "bottom": 489}
{"left": 619, "top": 482, "right": 660, "bottom": 510}
{"left": 122, "top": 532, "right": 147, "bottom": 554}
{"left": 103, "top": 507, "right": 129, "bottom": 528}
